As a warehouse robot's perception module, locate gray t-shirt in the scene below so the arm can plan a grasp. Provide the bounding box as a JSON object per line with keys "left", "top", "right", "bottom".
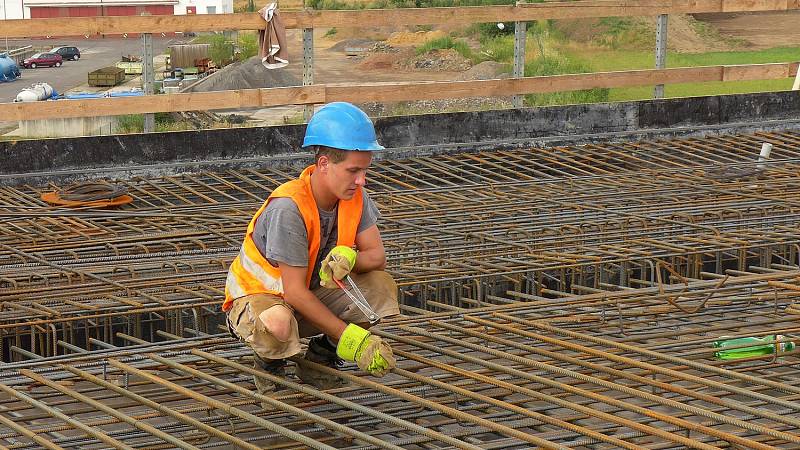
{"left": 252, "top": 190, "right": 380, "bottom": 289}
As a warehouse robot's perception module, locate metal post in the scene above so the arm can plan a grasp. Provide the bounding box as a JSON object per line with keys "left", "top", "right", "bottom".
{"left": 302, "top": 28, "right": 314, "bottom": 122}
{"left": 3, "top": 0, "right": 9, "bottom": 51}
{"left": 512, "top": 21, "right": 526, "bottom": 108}
{"left": 142, "top": 32, "right": 154, "bottom": 132}
{"left": 653, "top": 14, "right": 668, "bottom": 99}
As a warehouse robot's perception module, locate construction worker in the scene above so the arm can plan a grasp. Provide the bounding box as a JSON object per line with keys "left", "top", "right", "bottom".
{"left": 223, "top": 102, "right": 399, "bottom": 396}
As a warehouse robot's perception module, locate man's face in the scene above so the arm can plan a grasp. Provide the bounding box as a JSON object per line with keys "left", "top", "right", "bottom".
{"left": 325, "top": 151, "right": 372, "bottom": 200}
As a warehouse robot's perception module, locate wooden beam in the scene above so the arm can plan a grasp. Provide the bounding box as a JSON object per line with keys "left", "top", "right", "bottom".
{"left": 2, "top": 0, "right": 799, "bottom": 38}
{"left": 1, "top": 63, "right": 795, "bottom": 122}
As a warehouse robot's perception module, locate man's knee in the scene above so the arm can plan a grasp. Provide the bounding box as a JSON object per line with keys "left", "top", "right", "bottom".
{"left": 352, "top": 270, "right": 400, "bottom": 318}
{"left": 355, "top": 270, "right": 397, "bottom": 299}
{"left": 258, "top": 304, "right": 294, "bottom": 342}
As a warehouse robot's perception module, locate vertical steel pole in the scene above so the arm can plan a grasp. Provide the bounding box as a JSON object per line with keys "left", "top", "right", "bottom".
{"left": 4, "top": 0, "right": 9, "bottom": 51}
{"left": 512, "top": 21, "right": 526, "bottom": 108}
{"left": 303, "top": 28, "right": 314, "bottom": 121}
{"left": 142, "top": 32, "right": 155, "bottom": 132}
{"left": 654, "top": 14, "right": 668, "bottom": 99}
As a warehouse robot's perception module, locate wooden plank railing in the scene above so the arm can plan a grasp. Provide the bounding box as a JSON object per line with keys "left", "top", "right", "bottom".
{"left": 2, "top": 62, "right": 797, "bottom": 121}
{"left": 2, "top": 0, "right": 800, "bottom": 38}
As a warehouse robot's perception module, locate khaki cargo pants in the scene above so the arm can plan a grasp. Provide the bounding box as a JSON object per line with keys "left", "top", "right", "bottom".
{"left": 226, "top": 270, "right": 400, "bottom": 360}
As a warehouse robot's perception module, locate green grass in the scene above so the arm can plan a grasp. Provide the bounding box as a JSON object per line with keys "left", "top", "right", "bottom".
{"left": 416, "top": 37, "right": 473, "bottom": 60}
{"left": 237, "top": 33, "right": 259, "bottom": 61}
{"left": 474, "top": 34, "right": 515, "bottom": 63}
{"left": 523, "top": 55, "right": 609, "bottom": 106}
{"left": 115, "top": 113, "right": 200, "bottom": 134}
{"left": 562, "top": 46, "right": 800, "bottom": 72}
{"left": 608, "top": 79, "right": 795, "bottom": 102}
{"left": 555, "top": 45, "right": 800, "bottom": 102}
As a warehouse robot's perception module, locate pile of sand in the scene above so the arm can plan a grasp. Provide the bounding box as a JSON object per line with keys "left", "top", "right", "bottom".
{"left": 456, "top": 61, "right": 510, "bottom": 81}
{"left": 386, "top": 30, "right": 448, "bottom": 47}
{"left": 187, "top": 56, "right": 301, "bottom": 92}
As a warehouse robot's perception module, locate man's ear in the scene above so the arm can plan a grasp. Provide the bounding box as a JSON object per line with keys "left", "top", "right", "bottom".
{"left": 317, "top": 155, "right": 329, "bottom": 173}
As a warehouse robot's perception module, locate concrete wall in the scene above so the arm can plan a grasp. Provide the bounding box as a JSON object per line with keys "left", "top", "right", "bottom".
{"left": 2, "top": 91, "right": 800, "bottom": 184}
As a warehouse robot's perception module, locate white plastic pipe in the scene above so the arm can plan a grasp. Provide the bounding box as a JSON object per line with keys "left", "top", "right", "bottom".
{"left": 757, "top": 142, "right": 772, "bottom": 170}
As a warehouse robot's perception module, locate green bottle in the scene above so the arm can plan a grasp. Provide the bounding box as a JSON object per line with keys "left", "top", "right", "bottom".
{"left": 713, "top": 335, "right": 796, "bottom": 360}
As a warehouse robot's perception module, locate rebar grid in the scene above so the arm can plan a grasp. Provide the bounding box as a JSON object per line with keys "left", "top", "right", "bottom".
{"left": 0, "top": 268, "right": 798, "bottom": 449}
{"left": 3, "top": 131, "right": 800, "bottom": 359}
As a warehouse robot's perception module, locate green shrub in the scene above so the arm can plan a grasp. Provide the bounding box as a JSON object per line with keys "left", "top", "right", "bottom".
{"left": 416, "top": 37, "right": 473, "bottom": 60}
{"left": 116, "top": 114, "right": 143, "bottom": 133}
{"left": 473, "top": 22, "right": 514, "bottom": 42}
{"left": 523, "top": 55, "right": 609, "bottom": 106}
{"left": 195, "top": 33, "right": 235, "bottom": 66}
{"left": 595, "top": 17, "right": 652, "bottom": 49}
{"left": 116, "top": 113, "right": 179, "bottom": 134}
{"left": 477, "top": 34, "right": 514, "bottom": 62}
{"left": 324, "top": 27, "right": 338, "bottom": 37}
{"left": 238, "top": 33, "right": 259, "bottom": 61}
{"left": 306, "top": 0, "right": 366, "bottom": 9}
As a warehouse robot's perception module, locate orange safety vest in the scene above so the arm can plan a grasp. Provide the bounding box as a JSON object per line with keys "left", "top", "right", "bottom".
{"left": 222, "top": 165, "right": 363, "bottom": 312}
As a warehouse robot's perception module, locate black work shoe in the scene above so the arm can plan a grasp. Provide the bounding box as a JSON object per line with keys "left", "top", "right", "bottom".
{"left": 252, "top": 355, "right": 287, "bottom": 407}
{"left": 295, "top": 335, "right": 348, "bottom": 389}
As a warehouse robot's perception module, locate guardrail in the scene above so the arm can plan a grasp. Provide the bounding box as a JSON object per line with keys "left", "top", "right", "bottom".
{"left": 1, "top": 1, "right": 799, "bottom": 124}
{"left": 2, "top": 62, "right": 797, "bottom": 121}
{"left": 3, "top": 1, "right": 799, "bottom": 37}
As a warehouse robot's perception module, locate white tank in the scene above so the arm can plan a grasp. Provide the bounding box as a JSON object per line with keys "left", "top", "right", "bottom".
{"left": 15, "top": 82, "right": 54, "bottom": 102}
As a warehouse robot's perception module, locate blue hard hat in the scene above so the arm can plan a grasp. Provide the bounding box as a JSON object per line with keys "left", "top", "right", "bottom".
{"left": 302, "top": 102, "right": 384, "bottom": 151}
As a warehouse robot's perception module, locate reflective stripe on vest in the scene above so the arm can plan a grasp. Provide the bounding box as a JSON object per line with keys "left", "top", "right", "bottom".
{"left": 222, "top": 164, "right": 363, "bottom": 311}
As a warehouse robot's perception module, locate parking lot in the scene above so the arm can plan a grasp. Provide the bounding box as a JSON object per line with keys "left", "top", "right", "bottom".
{"left": 0, "top": 37, "right": 180, "bottom": 103}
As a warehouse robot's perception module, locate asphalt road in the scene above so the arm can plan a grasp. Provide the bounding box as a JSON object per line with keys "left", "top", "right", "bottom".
{"left": 0, "top": 37, "right": 180, "bottom": 103}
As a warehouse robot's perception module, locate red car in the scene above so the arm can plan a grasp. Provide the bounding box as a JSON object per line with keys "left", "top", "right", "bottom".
{"left": 22, "top": 53, "right": 63, "bottom": 69}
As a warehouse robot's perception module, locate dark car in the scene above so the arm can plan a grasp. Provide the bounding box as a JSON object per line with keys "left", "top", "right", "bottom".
{"left": 50, "top": 46, "right": 81, "bottom": 61}
{"left": 22, "top": 53, "right": 63, "bottom": 69}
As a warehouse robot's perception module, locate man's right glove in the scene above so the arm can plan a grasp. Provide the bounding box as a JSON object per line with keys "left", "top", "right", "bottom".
{"left": 319, "top": 245, "right": 357, "bottom": 289}
{"left": 336, "top": 323, "right": 396, "bottom": 377}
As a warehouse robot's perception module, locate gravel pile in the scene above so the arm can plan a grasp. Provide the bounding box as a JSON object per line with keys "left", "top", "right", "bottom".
{"left": 327, "top": 38, "right": 377, "bottom": 52}
{"left": 187, "top": 56, "right": 300, "bottom": 92}
{"left": 456, "top": 61, "right": 510, "bottom": 81}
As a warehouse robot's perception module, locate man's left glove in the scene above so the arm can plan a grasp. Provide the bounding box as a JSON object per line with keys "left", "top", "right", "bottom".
{"left": 336, "top": 323, "right": 396, "bottom": 376}
{"left": 319, "top": 245, "right": 357, "bottom": 289}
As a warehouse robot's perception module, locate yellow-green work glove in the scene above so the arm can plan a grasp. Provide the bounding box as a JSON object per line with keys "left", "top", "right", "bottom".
{"left": 319, "top": 245, "right": 357, "bottom": 289}
{"left": 336, "top": 324, "right": 396, "bottom": 377}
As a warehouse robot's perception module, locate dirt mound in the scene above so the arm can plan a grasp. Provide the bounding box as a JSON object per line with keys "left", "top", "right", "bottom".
{"left": 456, "top": 61, "right": 509, "bottom": 81}
{"left": 640, "top": 14, "right": 740, "bottom": 53}
{"left": 399, "top": 48, "right": 472, "bottom": 72}
{"left": 386, "top": 30, "right": 448, "bottom": 47}
{"left": 555, "top": 14, "right": 741, "bottom": 53}
{"left": 327, "top": 38, "right": 377, "bottom": 53}
{"left": 694, "top": 11, "right": 800, "bottom": 50}
{"left": 358, "top": 52, "right": 406, "bottom": 71}
{"left": 187, "top": 56, "right": 301, "bottom": 92}
{"left": 356, "top": 44, "right": 408, "bottom": 71}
